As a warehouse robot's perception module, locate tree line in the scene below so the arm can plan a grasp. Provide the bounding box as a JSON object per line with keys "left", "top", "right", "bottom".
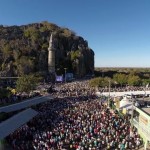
{"left": 89, "top": 73, "right": 150, "bottom": 88}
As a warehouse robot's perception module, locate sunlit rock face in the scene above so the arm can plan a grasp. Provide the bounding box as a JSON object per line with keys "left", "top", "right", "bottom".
{"left": 0, "top": 22, "right": 94, "bottom": 77}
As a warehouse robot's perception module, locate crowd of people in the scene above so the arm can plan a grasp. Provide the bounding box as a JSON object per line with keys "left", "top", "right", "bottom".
{"left": 1, "top": 78, "right": 149, "bottom": 106}
{"left": 53, "top": 80, "right": 95, "bottom": 98}
{"left": 5, "top": 80, "right": 143, "bottom": 150}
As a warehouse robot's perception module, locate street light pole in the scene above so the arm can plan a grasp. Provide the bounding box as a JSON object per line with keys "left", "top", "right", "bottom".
{"left": 108, "top": 80, "right": 111, "bottom": 107}
{"left": 143, "top": 85, "right": 146, "bottom": 101}
{"left": 64, "top": 68, "right": 67, "bottom": 83}
{"left": 130, "top": 94, "right": 134, "bottom": 137}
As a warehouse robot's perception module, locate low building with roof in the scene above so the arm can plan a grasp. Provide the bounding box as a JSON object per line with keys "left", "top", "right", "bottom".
{"left": 131, "top": 106, "right": 150, "bottom": 150}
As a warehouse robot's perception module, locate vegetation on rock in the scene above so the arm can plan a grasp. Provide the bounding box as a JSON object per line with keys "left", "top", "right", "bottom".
{"left": 0, "top": 22, "right": 94, "bottom": 77}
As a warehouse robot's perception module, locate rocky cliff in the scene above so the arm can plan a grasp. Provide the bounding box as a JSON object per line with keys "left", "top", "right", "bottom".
{"left": 0, "top": 22, "right": 94, "bottom": 77}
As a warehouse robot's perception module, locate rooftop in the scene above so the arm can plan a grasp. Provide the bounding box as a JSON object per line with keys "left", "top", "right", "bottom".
{"left": 141, "top": 107, "right": 150, "bottom": 116}
{"left": 136, "top": 97, "right": 150, "bottom": 101}
{"left": 0, "top": 108, "right": 38, "bottom": 140}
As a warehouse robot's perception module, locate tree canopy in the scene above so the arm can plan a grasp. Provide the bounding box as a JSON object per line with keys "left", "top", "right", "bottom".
{"left": 113, "top": 73, "right": 128, "bottom": 86}
{"left": 89, "top": 72, "right": 145, "bottom": 88}
{"left": 127, "top": 74, "right": 142, "bottom": 86}
{"left": 70, "top": 50, "right": 80, "bottom": 61}
{"left": 89, "top": 77, "right": 111, "bottom": 88}
{"left": 16, "top": 74, "right": 41, "bottom": 94}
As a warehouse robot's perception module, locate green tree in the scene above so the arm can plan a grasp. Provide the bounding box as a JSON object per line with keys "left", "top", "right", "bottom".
{"left": 24, "top": 27, "right": 40, "bottom": 42}
{"left": 89, "top": 77, "right": 100, "bottom": 87}
{"left": 41, "top": 43, "right": 48, "bottom": 50}
{"left": 0, "top": 88, "right": 11, "bottom": 98}
{"left": 16, "top": 56, "right": 35, "bottom": 75}
{"left": 41, "top": 21, "right": 58, "bottom": 31}
{"left": 61, "top": 28, "right": 75, "bottom": 37}
{"left": 70, "top": 50, "right": 80, "bottom": 61}
{"left": 141, "top": 79, "right": 150, "bottom": 86}
{"left": 16, "top": 74, "right": 40, "bottom": 94}
{"left": 89, "top": 77, "right": 111, "bottom": 88}
{"left": 127, "top": 74, "right": 141, "bottom": 86}
{"left": 13, "top": 49, "right": 21, "bottom": 60}
{"left": 1, "top": 44, "right": 12, "bottom": 62}
{"left": 113, "top": 73, "right": 128, "bottom": 87}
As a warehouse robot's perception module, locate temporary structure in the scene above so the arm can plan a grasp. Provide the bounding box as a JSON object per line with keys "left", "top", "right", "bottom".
{"left": 0, "top": 108, "right": 38, "bottom": 140}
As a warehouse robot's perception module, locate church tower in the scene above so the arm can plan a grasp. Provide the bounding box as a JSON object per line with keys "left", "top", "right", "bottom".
{"left": 48, "top": 33, "right": 55, "bottom": 73}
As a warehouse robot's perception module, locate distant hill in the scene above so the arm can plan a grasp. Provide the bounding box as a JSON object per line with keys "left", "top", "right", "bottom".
{"left": 0, "top": 21, "right": 94, "bottom": 77}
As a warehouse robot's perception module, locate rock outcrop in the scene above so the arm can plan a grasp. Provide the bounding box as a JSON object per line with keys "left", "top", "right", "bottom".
{"left": 0, "top": 22, "right": 94, "bottom": 77}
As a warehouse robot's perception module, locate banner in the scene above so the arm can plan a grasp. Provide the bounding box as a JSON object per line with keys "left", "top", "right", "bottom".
{"left": 56, "top": 76, "right": 63, "bottom": 82}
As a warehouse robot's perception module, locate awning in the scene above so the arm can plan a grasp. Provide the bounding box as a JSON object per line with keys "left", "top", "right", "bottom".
{"left": 0, "top": 108, "right": 38, "bottom": 140}
{"left": 120, "top": 98, "right": 133, "bottom": 110}
{"left": 0, "top": 95, "right": 53, "bottom": 113}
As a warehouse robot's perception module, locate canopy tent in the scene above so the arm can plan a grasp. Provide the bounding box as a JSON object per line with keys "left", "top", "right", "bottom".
{"left": 120, "top": 98, "right": 132, "bottom": 109}
{"left": 0, "top": 108, "right": 38, "bottom": 140}
{"left": 120, "top": 97, "right": 133, "bottom": 110}
{"left": 118, "top": 97, "right": 135, "bottom": 115}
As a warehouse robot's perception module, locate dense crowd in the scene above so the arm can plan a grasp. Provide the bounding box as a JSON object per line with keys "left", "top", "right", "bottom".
{"left": 6, "top": 80, "right": 143, "bottom": 150}
{"left": 1, "top": 79, "right": 149, "bottom": 106}
{"left": 54, "top": 80, "right": 95, "bottom": 98}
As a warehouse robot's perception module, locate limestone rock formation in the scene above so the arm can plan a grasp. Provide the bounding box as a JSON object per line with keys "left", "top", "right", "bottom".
{"left": 0, "top": 22, "right": 94, "bottom": 77}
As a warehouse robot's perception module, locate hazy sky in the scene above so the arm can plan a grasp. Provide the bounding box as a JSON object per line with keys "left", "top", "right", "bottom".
{"left": 0, "top": 0, "right": 150, "bottom": 67}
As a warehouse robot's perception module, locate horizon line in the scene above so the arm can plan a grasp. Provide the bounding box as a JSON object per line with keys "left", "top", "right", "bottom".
{"left": 95, "top": 67, "right": 150, "bottom": 68}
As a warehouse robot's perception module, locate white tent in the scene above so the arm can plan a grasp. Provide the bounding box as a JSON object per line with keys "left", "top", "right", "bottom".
{"left": 120, "top": 97, "right": 133, "bottom": 110}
